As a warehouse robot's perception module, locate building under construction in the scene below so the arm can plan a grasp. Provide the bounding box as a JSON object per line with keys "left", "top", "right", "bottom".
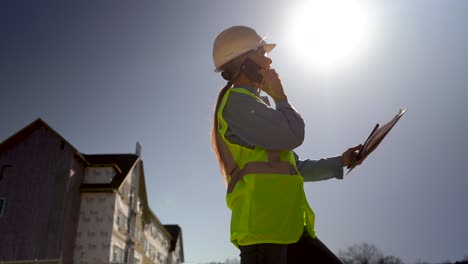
{"left": 0, "top": 119, "right": 184, "bottom": 264}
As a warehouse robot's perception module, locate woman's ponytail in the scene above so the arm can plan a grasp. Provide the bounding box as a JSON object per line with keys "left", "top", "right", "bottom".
{"left": 211, "top": 80, "right": 232, "bottom": 185}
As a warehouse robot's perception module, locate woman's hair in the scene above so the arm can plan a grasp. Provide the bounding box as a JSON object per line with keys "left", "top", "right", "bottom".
{"left": 211, "top": 81, "right": 232, "bottom": 185}
{"left": 211, "top": 59, "right": 241, "bottom": 185}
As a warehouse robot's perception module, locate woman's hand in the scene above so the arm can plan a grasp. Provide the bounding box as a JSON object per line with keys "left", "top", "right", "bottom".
{"left": 342, "top": 144, "right": 362, "bottom": 167}
{"left": 259, "top": 68, "right": 288, "bottom": 103}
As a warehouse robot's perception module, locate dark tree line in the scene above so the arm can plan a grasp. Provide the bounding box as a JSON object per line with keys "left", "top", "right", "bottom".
{"left": 202, "top": 243, "right": 467, "bottom": 264}
{"left": 338, "top": 243, "right": 401, "bottom": 264}
{"left": 338, "top": 243, "right": 468, "bottom": 264}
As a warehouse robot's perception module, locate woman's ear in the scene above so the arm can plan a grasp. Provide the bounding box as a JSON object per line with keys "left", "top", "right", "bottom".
{"left": 221, "top": 71, "right": 232, "bottom": 81}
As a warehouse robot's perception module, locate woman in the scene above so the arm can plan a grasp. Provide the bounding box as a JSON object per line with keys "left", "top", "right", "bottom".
{"left": 211, "top": 25, "right": 361, "bottom": 264}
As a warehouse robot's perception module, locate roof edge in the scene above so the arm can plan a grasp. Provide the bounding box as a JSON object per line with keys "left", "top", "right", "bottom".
{"left": 0, "top": 118, "right": 85, "bottom": 163}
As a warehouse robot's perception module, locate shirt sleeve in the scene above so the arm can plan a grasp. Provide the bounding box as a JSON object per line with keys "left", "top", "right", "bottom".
{"left": 294, "top": 152, "right": 344, "bottom": 181}
{"left": 223, "top": 90, "right": 305, "bottom": 150}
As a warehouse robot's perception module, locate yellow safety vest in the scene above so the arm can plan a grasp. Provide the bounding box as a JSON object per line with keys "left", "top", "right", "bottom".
{"left": 216, "top": 87, "right": 316, "bottom": 247}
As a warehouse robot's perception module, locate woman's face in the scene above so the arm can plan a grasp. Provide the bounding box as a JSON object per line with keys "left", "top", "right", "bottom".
{"left": 246, "top": 47, "right": 272, "bottom": 70}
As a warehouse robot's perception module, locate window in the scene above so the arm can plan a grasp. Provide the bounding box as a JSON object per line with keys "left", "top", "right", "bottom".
{"left": 150, "top": 245, "right": 156, "bottom": 260}
{"left": 88, "top": 243, "right": 96, "bottom": 250}
{"left": 122, "top": 183, "right": 127, "bottom": 198}
{"left": 127, "top": 185, "right": 132, "bottom": 202}
{"left": 0, "top": 198, "right": 5, "bottom": 217}
{"left": 144, "top": 239, "right": 148, "bottom": 254}
{"left": 0, "top": 165, "right": 12, "bottom": 182}
{"left": 134, "top": 226, "right": 142, "bottom": 242}
{"left": 151, "top": 225, "right": 158, "bottom": 237}
{"left": 116, "top": 210, "right": 127, "bottom": 229}
{"left": 60, "top": 140, "right": 65, "bottom": 150}
{"left": 115, "top": 212, "right": 120, "bottom": 226}
{"left": 138, "top": 229, "right": 142, "bottom": 242}
{"left": 112, "top": 245, "right": 124, "bottom": 263}
{"left": 131, "top": 257, "right": 140, "bottom": 264}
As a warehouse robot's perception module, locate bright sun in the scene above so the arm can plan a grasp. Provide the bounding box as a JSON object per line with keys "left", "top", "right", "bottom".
{"left": 288, "top": 0, "right": 369, "bottom": 70}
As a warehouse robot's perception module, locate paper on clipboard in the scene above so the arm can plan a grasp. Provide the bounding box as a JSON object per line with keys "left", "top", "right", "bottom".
{"left": 347, "top": 108, "right": 407, "bottom": 175}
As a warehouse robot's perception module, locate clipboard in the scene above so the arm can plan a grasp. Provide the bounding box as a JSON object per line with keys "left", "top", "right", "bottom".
{"left": 347, "top": 108, "right": 407, "bottom": 175}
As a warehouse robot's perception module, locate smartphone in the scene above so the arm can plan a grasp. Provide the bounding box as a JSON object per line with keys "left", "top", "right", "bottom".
{"left": 241, "top": 58, "right": 264, "bottom": 83}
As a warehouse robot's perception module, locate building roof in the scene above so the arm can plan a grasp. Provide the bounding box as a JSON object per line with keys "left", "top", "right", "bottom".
{"left": 0, "top": 118, "right": 86, "bottom": 162}
{"left": 163, "top": 224, "right": 184, "bottom": 262}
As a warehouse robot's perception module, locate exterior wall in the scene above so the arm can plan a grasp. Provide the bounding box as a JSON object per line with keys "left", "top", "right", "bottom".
{"left": 74, "top": 162, "right": 175, "bottom": 264}
{"left": 112, "top": 186, "right": 131, "bottom": 263}
{"left": 171, "top": 237, "right": 182, "bottom": 264}
{"left": 133, "top": 212, "right": 145, "bottom": 264}
{"left": 83, "top": 167, "right": 116, "bottom": 184}
{"left": 62, "top": 157, "right": 86, "bottom": 264}
{"left": 114, "top": 163, "right": 172, "bottom": 264}
{"left": 111, "top": 165, "right": 143, "bottom": 264}
{"left": 73, "top": 192, "right": 116, "bottom": 263}
{"left": 0, "top": 126, "right": 84, "bottom": 263}
{"left": 142, "top": 222, "right": 171, "bottom": 264}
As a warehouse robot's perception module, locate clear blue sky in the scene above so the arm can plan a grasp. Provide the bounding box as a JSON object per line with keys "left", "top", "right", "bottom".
{"left": 1, "top": 0, "right": 467, "bottom": 263}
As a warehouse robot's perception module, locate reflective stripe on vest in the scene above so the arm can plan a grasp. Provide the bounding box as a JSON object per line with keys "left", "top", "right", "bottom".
{"left": 216, "top": 131, "right": 297, "bottom": 193}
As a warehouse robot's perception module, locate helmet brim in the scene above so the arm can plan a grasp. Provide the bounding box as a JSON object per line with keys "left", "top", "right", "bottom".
{"left": 262, "top": 43, "right": 276, "bottom": 53}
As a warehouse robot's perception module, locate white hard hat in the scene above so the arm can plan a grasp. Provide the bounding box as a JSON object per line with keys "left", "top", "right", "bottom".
{"left": 213, "top": 26, "right": 276, "bottom": 72}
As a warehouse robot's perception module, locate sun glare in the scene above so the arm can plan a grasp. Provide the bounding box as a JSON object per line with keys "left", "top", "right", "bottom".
{"left": 288, "top": 0, "right": 369, "bottom": 71}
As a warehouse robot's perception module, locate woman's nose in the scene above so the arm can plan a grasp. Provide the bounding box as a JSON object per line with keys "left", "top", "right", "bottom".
{"left": 261, "top": 56, "right": 272, "bottom": 68}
